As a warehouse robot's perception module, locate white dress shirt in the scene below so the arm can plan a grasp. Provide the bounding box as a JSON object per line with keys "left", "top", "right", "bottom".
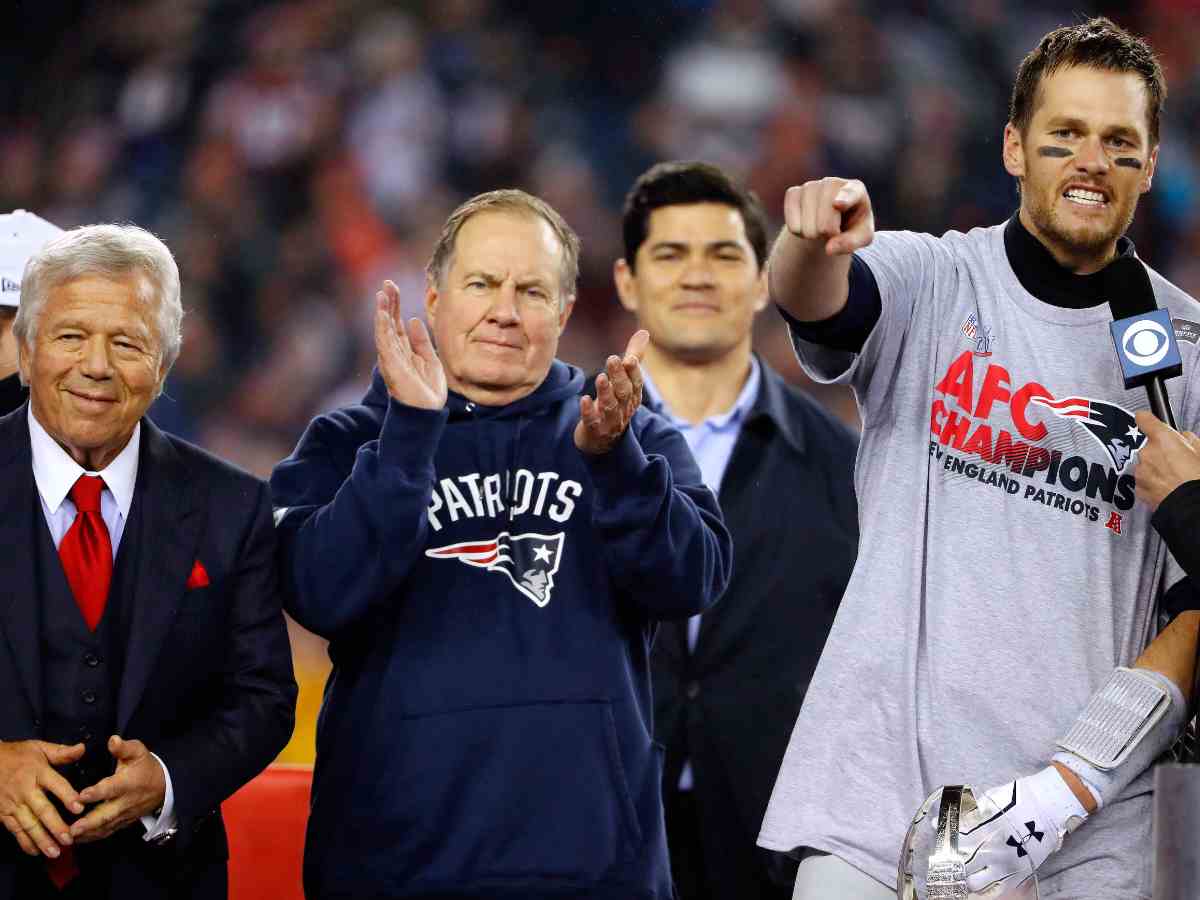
{"left": 28, "top": 410, "right": 177, "bottom": 840}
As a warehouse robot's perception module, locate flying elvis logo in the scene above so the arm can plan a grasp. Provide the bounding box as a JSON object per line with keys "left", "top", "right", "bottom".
{"left": 426, "top": 532, "right": 565, "bottom": 607}
{"left": 1029, "top": 396, "right": 1146, "bottom": 471}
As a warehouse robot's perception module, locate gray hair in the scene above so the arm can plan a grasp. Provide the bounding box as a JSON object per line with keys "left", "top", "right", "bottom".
{"left": 425, "top": 189, "right": 580, "bottom": 309}
{"left": 14, "top": 223, "right": 183, "bottom": 374}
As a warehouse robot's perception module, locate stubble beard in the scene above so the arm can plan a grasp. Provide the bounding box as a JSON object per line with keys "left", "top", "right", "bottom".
{"left": 1024, "top": 186, "right": 1137, "bottom": 267}
{"left": 660, "top": 324, "right": 741, "bottom": 366}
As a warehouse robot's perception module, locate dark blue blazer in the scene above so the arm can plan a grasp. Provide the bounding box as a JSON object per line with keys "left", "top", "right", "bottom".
{"left": 0, "top": 405, "right": 297, "bottom": 900}
{"left": 648, "top": 360, "right": 859, "bottom": 891}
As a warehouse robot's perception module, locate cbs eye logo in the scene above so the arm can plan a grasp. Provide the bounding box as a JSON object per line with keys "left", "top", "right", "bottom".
{"left": 1121, "top": 319, "right": 1171, "bottom": 367}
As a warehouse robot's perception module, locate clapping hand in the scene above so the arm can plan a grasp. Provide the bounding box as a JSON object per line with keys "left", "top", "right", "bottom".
{"left": 376, "top": 279, "right": 447, "bottom": 410}
{"left": 575, "top": 330, "right": 649, "bottom": 455}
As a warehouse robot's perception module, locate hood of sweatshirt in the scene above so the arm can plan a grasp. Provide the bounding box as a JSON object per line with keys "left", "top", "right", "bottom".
{"left": 361, "top": 358, "right": 585, "bottom": 422}
{"left": 362, "top": 359, "right": 586, "bottom": 512}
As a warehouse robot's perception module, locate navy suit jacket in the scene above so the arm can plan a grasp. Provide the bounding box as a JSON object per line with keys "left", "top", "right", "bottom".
{"left": 0, "top": 406, "right": 296, "bottom": 899}
{"left": 647, "top": 360, "right": 859, "bottom": 890}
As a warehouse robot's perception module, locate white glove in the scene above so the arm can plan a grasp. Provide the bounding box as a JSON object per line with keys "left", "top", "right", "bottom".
{"left": 910, "top": 767, "right": 1088, "bottom": 899}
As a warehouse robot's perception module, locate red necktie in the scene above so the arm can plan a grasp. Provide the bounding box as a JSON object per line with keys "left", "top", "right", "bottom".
{"left": 58, "top": 475, "right": 113, "bottom": 632}
{"left": 45, "top": 850, "right": 80, "bottom": 890}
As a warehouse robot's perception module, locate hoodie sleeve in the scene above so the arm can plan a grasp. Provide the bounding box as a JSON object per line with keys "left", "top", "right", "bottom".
{"left": 582, "top": 407, "right": 732, "bottom": 620}
{"left": 270, "top": 400, "right": 448, "bottom": 638}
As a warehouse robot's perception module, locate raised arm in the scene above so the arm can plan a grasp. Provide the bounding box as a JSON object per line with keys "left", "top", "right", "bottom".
{"left": 576, "top": 331, "right": 732, "bottom": 621}
{"left": 271, "top": 281, "right": 449, "bottom": 638}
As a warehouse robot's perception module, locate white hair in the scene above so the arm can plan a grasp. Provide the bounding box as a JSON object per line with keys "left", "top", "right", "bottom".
{"left": 14, "top": 223, "right": 183, "bottom": 373}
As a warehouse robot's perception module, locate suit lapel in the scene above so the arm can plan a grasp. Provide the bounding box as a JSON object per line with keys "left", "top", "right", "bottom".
{"left": 0, "top": 407, "right": 43, "bottom": 721}
{"left": 662, "top": 617, "right": 687, "bottom": 661}
{"left": 690, "top": 364, "right": 797, "bottom": 662}
{"left": 116, "top": 420, "right": 203, "bottom": 730}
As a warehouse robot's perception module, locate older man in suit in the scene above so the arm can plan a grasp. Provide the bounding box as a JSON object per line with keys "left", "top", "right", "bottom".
{"left": 0, "top": 223, "right": 296, "bottom": 899}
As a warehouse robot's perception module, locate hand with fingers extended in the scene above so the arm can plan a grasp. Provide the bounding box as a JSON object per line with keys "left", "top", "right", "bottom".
{"left": 376, "top": 279, "right": 447, "bottom": 410}
{"left": 0, "top": 739, "right": 85, "bottom": 858}
{"left": 69, "top": 736, "right": 165, "bottom": 845}
{"left": 576, "top": 330, "right": 649, "bottom": 455}
{"left": 783, "top": 177, "right": 875, "bottom": 257}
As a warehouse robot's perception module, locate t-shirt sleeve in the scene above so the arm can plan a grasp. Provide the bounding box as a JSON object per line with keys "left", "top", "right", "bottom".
{"left": 784, "top": 230, "right": 953, "bottom": 422}
{"left": 778, "top": 254, "right": 881, "bottom": 353}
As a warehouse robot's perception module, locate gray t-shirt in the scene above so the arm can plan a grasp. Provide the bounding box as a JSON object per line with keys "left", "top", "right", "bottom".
{"left": 758, "top": 224, "right": 1200, "bottom": 898}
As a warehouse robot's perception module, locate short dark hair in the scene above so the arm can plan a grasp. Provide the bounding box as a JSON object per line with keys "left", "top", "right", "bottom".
{"left": 1010, "top": 17, "right": 1166, "bottom": 145}
{"left": 622, "top": 161, "right": 768, "bottom": 271}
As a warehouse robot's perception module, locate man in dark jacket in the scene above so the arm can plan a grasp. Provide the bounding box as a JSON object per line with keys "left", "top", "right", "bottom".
{"left": 612, "top": 161, "right": 859, "bottom": 899}
{"left": 0, "top": 211, "right": 62, "bottom": 415}
{"left": 270, "top": 189, "right": 733, "bottom": 900}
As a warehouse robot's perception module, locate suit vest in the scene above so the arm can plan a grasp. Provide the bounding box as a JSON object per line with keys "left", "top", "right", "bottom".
{"left": 34, "top": 493, "right": 140, "bottom": 792}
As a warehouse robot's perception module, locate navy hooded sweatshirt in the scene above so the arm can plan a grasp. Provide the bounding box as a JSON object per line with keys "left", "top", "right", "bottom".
{"left": 270, "top": 360, "right": 732, "bottom": 900}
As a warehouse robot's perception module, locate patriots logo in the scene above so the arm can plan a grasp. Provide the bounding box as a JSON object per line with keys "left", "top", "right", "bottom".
{"left": 1030, "top": 396, "right": 1146, "bottom": 472}
{"left": 426, "top": 532, "right": 565, "bottom": 607}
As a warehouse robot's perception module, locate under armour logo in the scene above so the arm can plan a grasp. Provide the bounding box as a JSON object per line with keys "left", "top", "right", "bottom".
{"left": 1006, "top": 821, "right": 1045, "bottom": 858}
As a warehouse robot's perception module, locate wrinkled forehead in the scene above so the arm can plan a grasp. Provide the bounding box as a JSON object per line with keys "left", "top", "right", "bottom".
{"left": 451, "top": 212, "right": 563, "bottom": 275}
{"left": 39, "top": 273, "right": 160, "bottom": 333}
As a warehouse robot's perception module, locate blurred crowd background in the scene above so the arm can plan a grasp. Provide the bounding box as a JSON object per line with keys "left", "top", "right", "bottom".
{"left": 5, "top": 0, "right": 1200, "bottom": 760}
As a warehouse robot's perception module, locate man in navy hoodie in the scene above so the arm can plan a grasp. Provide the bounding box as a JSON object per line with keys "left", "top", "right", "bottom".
{"left": 271, "top": 189, "right": 733, "bottom": 900}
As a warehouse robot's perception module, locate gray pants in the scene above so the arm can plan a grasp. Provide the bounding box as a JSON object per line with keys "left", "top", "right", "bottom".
{"left": 791, "top": 850, "right": 894, "bottom": 900}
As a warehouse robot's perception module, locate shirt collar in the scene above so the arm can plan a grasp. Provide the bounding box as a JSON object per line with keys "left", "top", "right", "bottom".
{"left": 642, "top": 356, "right": 761, "bottom": 429}
{"left": 747, "top": 357, "right": 807, "bottom": 455}
{"left": 28, "top": 409, "right": 141, "bottom": 517}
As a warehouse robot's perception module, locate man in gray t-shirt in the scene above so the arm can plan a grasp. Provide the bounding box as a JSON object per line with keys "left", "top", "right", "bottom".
{"left": 758, "top": 18, "right": 1199, "bottom": 900}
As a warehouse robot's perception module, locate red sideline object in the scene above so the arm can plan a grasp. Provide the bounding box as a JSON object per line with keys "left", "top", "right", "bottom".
{"left": 223, "top": 763, "right": 312, "bottom": 900}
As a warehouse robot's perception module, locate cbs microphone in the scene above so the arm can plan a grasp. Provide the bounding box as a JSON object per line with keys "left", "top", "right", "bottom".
{"left": 1105, "top": 256, "right": 1182, "bottom": 428}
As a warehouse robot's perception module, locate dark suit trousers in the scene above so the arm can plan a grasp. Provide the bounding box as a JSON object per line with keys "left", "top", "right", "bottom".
{"left": 14, "top": 860, "right": 107, "bottom": 900}
{"left": 9, "top": 840, "right": 226, "bottom": 900}
{"left": 664, "top": 771, "right": 792, "bottom": 900}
